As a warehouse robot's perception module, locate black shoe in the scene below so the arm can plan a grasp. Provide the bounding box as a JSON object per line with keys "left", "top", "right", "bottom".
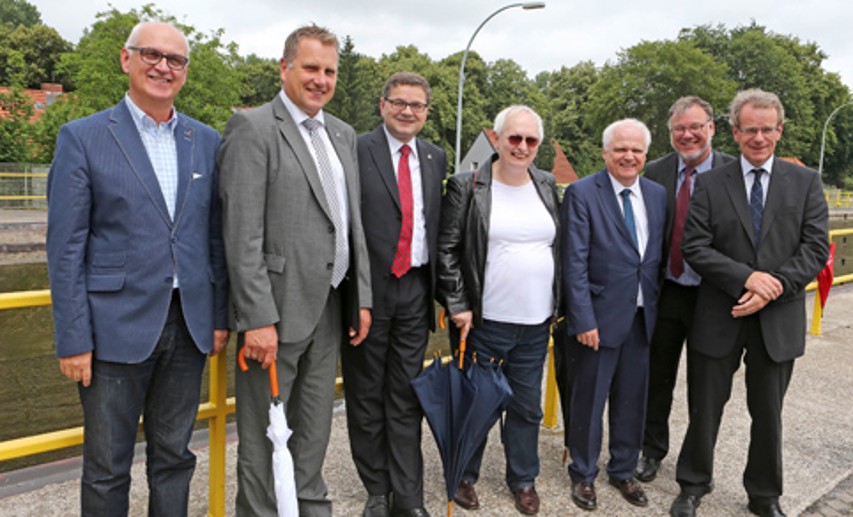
{"left": 634, "top": 455, "right": 661, "bottom": 482}
{"left": 391, "top": 508, "right": 430, "bottom": 517}
{"left": 748, "top": 500, "right": 786, "bottom": 517}
{"left": 364, "top": 494, "right": 390, "bottom": 517}
{"left": 453, "top": 480, "right": 480, "bottom": 510}
{"left": 571, "top": 481, "right": 596, "bottom": 511}
{"left": 670, "top": 492, "right": 702, "bottom": 517}
{"left": 608, "top": 477, "right": 648, "bottom": 507}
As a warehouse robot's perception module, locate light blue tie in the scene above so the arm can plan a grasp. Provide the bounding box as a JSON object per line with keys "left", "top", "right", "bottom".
{"left": 621, "top": 189, "right": 638, "bottom": 250}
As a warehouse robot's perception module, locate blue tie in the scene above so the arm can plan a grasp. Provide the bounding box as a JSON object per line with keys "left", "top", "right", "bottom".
{"left": 621, "top": 189, "right": 638, "bottom": 249}
{"left": 750, "top": 168, "right": 765, "bottom": 244}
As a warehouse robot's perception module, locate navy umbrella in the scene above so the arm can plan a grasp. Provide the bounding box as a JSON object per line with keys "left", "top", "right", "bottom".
{"left": 412, "top": 341, "right": 513, "bottom": 516}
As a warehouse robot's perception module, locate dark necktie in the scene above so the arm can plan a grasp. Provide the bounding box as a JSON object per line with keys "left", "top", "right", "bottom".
{"left": 669, "top": 166, "right": 694, "bottom": 278}
{"left": 302, "top": 118, "right": 348, "bottom": 287}
{"left": 621, "top": 189, "right": 638, "bottom": 250}
{"left": 750, "top": 168, "right": 765, "bottom": 245}
{"left": 392, "top": 144, "right": 413, "bottom": 278}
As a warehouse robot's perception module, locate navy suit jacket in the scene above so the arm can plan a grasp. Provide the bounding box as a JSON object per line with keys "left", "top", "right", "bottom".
{"left": 562, "top": 168, "right": 666, "bottom": 347}
{"left": 47, "top": 98, "right": 228, "bottom": 363}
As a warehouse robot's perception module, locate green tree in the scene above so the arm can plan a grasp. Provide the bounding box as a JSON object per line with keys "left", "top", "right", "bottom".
{"left": 325, "top": 36, "right": 382, "bottom": 134}
{"left": 31, "top": 94, "right": 91, "bottom": 163}
{"left": 0, "top": 23, "right": 73, "bottom": 88}
{"left": 0, "top": 87, "right": 35, "bottom": 161}
{"left": 586, "top": 40, "right": 737, "bottom": 160}
{"left": 0, "top": 0, "right": 40, "bottom": 27}
{"left": 236, "top": 53, "right": 279, "bottom": 108}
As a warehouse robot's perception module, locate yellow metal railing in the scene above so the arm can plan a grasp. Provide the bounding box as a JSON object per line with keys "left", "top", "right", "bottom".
{"left": 0, "top": 290, "right": 235, "bottom": 517}
{"left": 0, "top": 171, "right": 48, "bottom": 202}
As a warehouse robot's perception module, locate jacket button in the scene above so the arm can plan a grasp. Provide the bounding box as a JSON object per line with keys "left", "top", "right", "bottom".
{"left": 328, "top": 225, "right": 335, "bottom": 233}
{"left": 327, "top": 263, "right": 333, "bottom": 270}
{"left": 165, "top": 276, "right": 173, "bottom": 283}
{"left": 170, "top": 236, "right": 177, "bottom": 243}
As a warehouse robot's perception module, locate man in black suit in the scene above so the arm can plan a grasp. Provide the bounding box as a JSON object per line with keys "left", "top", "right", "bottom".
{"left": 670, "top": 89, "right": 828, "bottom": 517}
{"left": 635, "top": 96, "right": 734, "bottom": 483}
{"left": 343, "top": 71, "right": 446, "bottom": 517}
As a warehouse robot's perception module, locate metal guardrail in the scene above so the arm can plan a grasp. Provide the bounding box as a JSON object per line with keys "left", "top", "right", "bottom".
{"left": 1, "top": 228, "right": 850, "bottom": 513}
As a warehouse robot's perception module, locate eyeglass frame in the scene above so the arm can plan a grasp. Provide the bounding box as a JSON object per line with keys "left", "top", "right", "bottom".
{"left": 126, "top": 46, "right": 190, "bottom": 71}
{"left": 669, "top": 118, "right": 712, "bottom": 135}
{"left": 383, "top": 97, "right": 429, "bottom": 113}
{"left": 736, "top": 125, "right": 782, "bottom": 138}
{"left": 506, "top": 134, "right": 540, "bottom": 148}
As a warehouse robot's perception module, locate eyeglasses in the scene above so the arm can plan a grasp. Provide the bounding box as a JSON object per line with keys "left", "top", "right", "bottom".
{"left": 384, "top": 97, "right": 428, "bottom": 113}
{"left": 670, "top": 119, "right": 711, "bottom": 135}
{"left": 127, "top": 46, "right": 190, "bottom": 71}
{"left": 738, "top": 126, "right": 781, "bottom": 138}
{"left": 507, "top": 135, "right": 540, "bottom": 148}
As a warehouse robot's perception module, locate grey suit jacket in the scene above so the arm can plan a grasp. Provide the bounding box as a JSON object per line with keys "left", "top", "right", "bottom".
{"left": 218, "top": 94, "right": 371, "bottom": 343}
{"left": 357, "top": 125, "right": 446, "bottom": 329}
{"left": 682, "top": 157, "right": 828, "bottom": 362}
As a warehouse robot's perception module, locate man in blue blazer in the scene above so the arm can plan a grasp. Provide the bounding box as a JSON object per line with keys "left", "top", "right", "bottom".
{"left": 561, "top": 118, "right": 666, "bottom": 511}
{"left": 46, "top": 22, "right": 228, "bottom": 516}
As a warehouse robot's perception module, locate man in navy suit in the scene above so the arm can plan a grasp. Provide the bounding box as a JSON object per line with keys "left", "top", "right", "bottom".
{"left": 561, "top": 118, "right": 666, "bottom": 511}
{"left": 343, "top": 72, "right": 445, "bottom": 517}
{"left": 46, "top": 21, "right": 228, "bottom": 516}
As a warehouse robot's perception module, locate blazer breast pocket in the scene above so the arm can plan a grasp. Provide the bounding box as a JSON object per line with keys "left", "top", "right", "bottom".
{"left": 87, "top": 273, "right": 126, "bottom": 292}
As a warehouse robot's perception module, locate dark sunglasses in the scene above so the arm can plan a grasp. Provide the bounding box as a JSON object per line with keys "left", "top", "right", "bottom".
{"left": 507, "top": 135, "right": 540, "bottom": 148}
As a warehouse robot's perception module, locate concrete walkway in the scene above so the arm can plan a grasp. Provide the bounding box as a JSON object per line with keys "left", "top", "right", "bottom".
{"left": 0, "top": 286, "right": 851, "bottom": 516}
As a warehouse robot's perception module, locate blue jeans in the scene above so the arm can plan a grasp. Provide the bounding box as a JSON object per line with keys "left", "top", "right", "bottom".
{"left": 78, "top": 294, "right": 206, "bottom": 516}
{"left": 462, "top": 318, "right": 550, "bottom": 490}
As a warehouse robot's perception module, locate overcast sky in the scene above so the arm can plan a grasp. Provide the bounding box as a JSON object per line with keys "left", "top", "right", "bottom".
{"left": 35, "top": 0, "right": 853, "bottom": 89}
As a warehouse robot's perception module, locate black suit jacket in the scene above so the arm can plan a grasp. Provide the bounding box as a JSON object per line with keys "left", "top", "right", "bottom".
{"left": 644, "top": 149, "right": 736, "bottom": 264}
{"left": 358, "top": 125, "right": 447, "bottom": 329}
{"left": 682, "top": 157, "right": 828, "bottom": 362}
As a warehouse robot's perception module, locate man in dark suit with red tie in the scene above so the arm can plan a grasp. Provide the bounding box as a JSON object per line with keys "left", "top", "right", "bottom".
{"left": 635, "top": 96, "right": 734, "bottom": 483}
{"left": 670, "top": 89, "right": 828, "bottom": 517}
{"left": 343, "top": 72, "right": 446, "bottom": 517}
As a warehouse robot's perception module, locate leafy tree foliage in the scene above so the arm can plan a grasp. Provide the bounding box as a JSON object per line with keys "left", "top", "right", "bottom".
{"left": 235, "top": 54, "right": 280, "bottom": 108}
{"left": 0, "top": 87, "right": 35, "bottom": 161}
{"left": 0, "top": 0, "right": 40, "bottom": 27}
{"left": 0, "top": 23, "right": 73, "bottom": 89}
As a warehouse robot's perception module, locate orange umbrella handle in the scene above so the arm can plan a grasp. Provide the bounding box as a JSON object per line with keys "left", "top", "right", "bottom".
{"left": 237, "top": 347, "right": 279, "bottom": 398}
{"left": 458, "top": 338, "right": 466, "bottom": 369}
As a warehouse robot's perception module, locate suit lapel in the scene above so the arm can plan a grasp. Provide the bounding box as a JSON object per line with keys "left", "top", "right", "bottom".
{"left": 760, "top": 161, "right": 790, "bottom": 242}
{"left": 326, "top": 116, "right": 359, "bottom": 215}
{"left": 371, "top": 129, "right": 401, "bottom": 210}
{"left": 641, "top": 178, "right": 663, "bottom": 256}
{"left": 108, "top": 100, "right": 171, "bottom": 226}
{"left": 272, "top": 97, "right": 334, "bottom": 220}
{"left": 596, "top": 169, "right": 636, "bottom": 253}
{"left": 173, "top": 117, "right": 194, "bottom": 227}
{"left": 722, "top": 164, "right": 755, "bottom": 242}
{"left": 417, "top": 139, "right": 441, "bottom": 217}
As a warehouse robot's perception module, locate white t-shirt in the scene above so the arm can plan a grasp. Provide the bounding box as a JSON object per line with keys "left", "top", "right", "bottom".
{"left": 482, "top": 180, "right": 556, "bottom": 324}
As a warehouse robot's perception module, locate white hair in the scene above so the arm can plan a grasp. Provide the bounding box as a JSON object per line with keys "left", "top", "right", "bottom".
{"left": 493, "top": 105, "right": 544, "bottom": 140}
{"left": 602, "top": 118, "right": 652, "bottom": 152}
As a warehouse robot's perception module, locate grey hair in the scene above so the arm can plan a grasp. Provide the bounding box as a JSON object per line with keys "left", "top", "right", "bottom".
{"left": 125, "top": 21, "right": 190, "bottom": 55}
{"left": 602, "top": 118, "right": 652, "bottom": 152}
{"left": 729, "top": 89, "right": 785, "bottom": 128}
{"left": 493, "top": 105, "right": 544, "bottom": 140}
{"left": 667, "top": 96, "right": 714, "bottom": 129}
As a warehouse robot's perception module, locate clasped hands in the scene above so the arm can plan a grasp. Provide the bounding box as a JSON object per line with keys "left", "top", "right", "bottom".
{"left": 733, "top": 271, "right": 784, "bottom": 318}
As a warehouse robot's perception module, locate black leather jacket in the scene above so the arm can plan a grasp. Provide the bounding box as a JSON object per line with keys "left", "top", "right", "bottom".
{"left": 437, "top": 155, "right": 562, "bottom": 326}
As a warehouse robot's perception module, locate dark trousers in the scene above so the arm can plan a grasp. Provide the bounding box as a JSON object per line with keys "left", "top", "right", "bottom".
{"left": 462, "top": 318, "right": 550, "bottom": 490}
{"left": 642, "top": 281, "right": 698, "bottom": 460}
{"left": 675, "top": 316, "right": 793, "bottom": 503}
{"left": 236, "top": 287, "right": 341, "bottom": 517}
{"left": 341, "top": 267, "right": 430, "bottom": 509}
{"left": 568, "top": 310, "right": 649, "bottom": 483}
{"left": 79, "top": 292, "right": 206, "bottom": 517}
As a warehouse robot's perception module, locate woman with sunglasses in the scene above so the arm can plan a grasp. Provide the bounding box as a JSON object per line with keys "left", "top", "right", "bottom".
{"left": 437, "top": 105, "right": 561, "bottom": 515}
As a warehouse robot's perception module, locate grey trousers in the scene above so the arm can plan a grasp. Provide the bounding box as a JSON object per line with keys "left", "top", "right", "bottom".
{"left": 236, "top": 288, "right": 341, "bottom": 517}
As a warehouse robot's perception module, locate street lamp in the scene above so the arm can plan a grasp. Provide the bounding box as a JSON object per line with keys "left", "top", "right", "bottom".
{"left": 454, "top": 2, "right": 545, "bottom": 173}
{"left": 818, "top": 100, "right": 853, "bottom": 175}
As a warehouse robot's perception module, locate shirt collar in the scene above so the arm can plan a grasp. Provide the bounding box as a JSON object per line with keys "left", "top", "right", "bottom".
{"left": 740, "top": 155, "right": 774, "bottom": 177}
{"left": 279, "top": 89, "right": 325, "bottom": 128}
{"left": 383, "top": 125, "right": 419, "bottom": 160}
{"left": 677, "top": 150, "right": 715, "bottom": 176}
{"left": 124, "top": 93, "right": 177, "bottom": 132}
{"left": 607, "top": 171, "right": 641, "bottom": 197}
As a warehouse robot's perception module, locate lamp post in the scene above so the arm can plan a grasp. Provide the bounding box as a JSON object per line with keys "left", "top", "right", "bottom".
{"left": 454, "top": 2, "right": 545, "bottom": 173}
{"left": 818, "top": 100, "right": 853, "bottom": 175}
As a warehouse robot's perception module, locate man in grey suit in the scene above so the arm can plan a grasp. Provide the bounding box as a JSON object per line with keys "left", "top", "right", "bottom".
{"left": 46, "top": 21, "right": 228, "bottom": 516}
{"left": 218, "top": 24, "right": 372, "bottom": 517}
{"left": 635, "top": 96, "right": 735, "bottom": 483}
{"left": 670, "top": 89, "right": 828, "bottom": 517}
{"left": 343, "top": 72, "right": 446, "bottom": 517}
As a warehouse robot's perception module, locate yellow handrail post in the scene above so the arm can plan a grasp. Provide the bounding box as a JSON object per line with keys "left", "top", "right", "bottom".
{"left": 207, "top": 352, "right": 228, "bottom": 517}
{"left": 542, "top": 336, "right": 559, "bottom": 428}
{"left": 834, "top": 190, "right": 842, "bottom": 207}
{"left": 810, "top": 294, "right": 823, "bottom": 336}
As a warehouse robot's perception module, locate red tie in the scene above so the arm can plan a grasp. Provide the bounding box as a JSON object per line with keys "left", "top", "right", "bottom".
{"left": 392, "top": 144, "right": 413, "bottom": 278}
{"left": 669, "top": 166, "right": 694, "bottom": 278}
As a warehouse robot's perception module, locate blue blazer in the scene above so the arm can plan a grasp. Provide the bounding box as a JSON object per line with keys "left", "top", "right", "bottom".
{"left": 47, "top": 98, "right": 228, "bottom": 363}
{"left": 561, "top": 168, "right": 666, "bottom": 348}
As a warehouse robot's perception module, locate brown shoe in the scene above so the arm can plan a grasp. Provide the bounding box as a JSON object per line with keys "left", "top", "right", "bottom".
{"left": 453, "top": 480, "right": 480, "bottom": 510}
{"left": 571, "top": 481, "right": 596, "bottom": 511}
{"left": 512, "top": 486, "right": 540, "bottom": 515}
{"left": 608, "top": 477, "right": 648, "bottom": 507}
